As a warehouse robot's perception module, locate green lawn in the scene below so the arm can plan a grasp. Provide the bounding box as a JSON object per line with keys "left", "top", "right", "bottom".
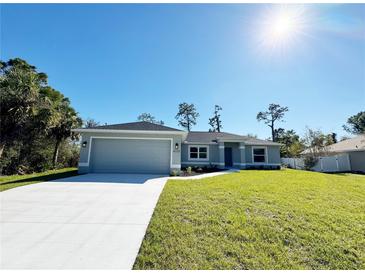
{"left": 0, "top": 168, "right": 78, "bottom": 191}
{"left": 134, "top": 169, "right": 365, "bottom": 270}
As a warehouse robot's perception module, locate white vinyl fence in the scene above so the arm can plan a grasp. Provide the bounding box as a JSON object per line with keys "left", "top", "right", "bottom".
{"left": 281, "top": 157, "right": 305, "bottom": 170}
{"left": 282, "top": 154, "right": 351, "bottom": 173}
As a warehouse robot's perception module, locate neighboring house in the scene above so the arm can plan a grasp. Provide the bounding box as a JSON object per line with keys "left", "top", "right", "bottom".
{"left": 73, "top": 121, "right": 281, "bottom": 174}
{"left": 324, "top": 135, "right": 365, "bottom": 173}
{"left": 299, "top": 134, "right": 365, "bottom": 173}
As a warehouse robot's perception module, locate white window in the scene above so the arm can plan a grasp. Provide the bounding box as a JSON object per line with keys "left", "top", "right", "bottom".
{"left": 252, "top": 147, "right": 267, "bottom": 163}
{"left": 189, "top": 145, "right": 208, "bottom": 160}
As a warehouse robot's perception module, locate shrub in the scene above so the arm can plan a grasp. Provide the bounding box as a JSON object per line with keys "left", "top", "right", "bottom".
{"left": 303, "top": 155, "right": 318, "bottom": 170}
{"left": 170, "top": 170, "right": 180, "bottom": 176}
{"left": 186, "top": 166, "right": 192, "bottom": 175}
{"left": 58, "top": 141, "right": 80, "bottom": 168}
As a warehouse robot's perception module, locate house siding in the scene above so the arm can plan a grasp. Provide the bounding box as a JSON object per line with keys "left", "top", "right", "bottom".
{"left": 77, "top": 131, "right": 281, "bottom": 173}
{"left": 181, "top": 144, "right": 220, "bottom": 166}
{"left": 268, "top": 146, "right": 281, "bottom": 164}
{"left": 244, "top": 145, "right": 280, "bottom": 164}
{"left": 181, "top": 143, "right": 281, "bottom": 169}
{"left": 348, "top": 151, "right": 365, "bottom": 173}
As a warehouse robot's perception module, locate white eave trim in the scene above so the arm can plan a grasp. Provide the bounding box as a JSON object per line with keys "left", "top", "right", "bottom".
{"left": 72, "top": 128, "right": 187, "bottom": 136}
{"left": 216, "top": 138, "right": 245, "bottom": 142}
{"left": 244, "top": 142, "right": 282, "bottom": 146}
{"left": 215, "top": 138, "right": 281, "bottom": 146}
{"left": 183, "top": 142, "right": 218, "bottom": 145}
{"left": 328, "top": 149, "right": 365, "bottom": 153}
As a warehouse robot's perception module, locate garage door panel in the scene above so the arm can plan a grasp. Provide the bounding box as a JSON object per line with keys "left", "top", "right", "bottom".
{"left": 90, "top": 139, "right": 170, "bottom": 174}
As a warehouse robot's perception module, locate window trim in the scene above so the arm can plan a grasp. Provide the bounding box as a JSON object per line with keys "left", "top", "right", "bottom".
{"left": 188, "top": 145, "right": 209, "bottom": 161}
{"left": 252, "top": 146, "right": 268, "bottom": 163}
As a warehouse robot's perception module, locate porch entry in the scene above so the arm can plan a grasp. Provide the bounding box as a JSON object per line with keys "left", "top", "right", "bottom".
{"left": 224, "top": 147, "right": 233, "bottom": 167}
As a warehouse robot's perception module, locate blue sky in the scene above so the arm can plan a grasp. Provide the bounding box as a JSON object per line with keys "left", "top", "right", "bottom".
{"left": 1, "top": 4, "right": 364, "bottom": 139}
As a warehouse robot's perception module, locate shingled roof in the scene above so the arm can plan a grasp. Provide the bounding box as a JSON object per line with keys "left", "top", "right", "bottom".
{"left": 75, "top": 122, "right": 280, "bottom": 145}
{"left": 324, "top": 134, "right": 365, "bottom": 153}
{"left": 301, "top": 134, "right": 365, "bottom": 155}
{"left": 185, "top": 131, "right": 281, "bottom": 146}
{"left": 83, "top": 121, "right": 183, "bottom": 132}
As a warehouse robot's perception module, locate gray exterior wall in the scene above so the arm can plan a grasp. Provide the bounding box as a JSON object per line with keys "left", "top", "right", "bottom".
{"left": 78, "top": 131, "right": 281, "bottom": 173}
{"left": 225, "top": 143, "right": 240, "bottom": 164}
{"left": 244, "top": 145, "right": 281, "bottom": 165}
{"left": 181, "top": 143, "right": 281, "bottom": 169}
{"left": 349, "top": 151, "right": 365, "bottom": 173}
{"left": 78, "top": 131, "right": 183, "bottom": 174}
{"left": 267, "top": 146, "right": 281, "bottom": 164}
{"left": 181, "top": 144, "right": 220, "bottom": 166}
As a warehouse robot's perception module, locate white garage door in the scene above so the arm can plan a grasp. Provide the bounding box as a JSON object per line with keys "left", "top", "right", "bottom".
{"left": 90, "top": 138, "right": 171, "bottom": 174}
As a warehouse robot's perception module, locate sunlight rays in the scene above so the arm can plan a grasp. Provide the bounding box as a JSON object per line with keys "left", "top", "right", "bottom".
{"left": 254, "top": 5, "right": 312, "bottom": 57}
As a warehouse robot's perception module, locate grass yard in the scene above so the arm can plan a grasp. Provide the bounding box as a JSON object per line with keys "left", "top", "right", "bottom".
{"left": 0, "top": 168, "right": 78, "bottom": 191}
{"left": 134, "top": 169, "right": 365, "bottom": 270}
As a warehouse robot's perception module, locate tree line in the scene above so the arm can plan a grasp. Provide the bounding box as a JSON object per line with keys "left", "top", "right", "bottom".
{"left": 137, "top": 103, "right": 223, "bottom": 132}
{"left": 256, "top": 104, "right": 364, "bottom": 158}
{"left": 1, "top": 58, "right": 82, "bottom": 175}
{"left": 138, "top": 102, "right": 364, "bottom": 159}
{"left": 1, "top": 58, "right": 364, "bottom": 175}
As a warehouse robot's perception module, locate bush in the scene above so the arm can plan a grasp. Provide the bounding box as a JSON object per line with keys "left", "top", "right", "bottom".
{"left": 0, "top": 138, "right": 81, "bottom": 175}
{"left": 303, "top": 155, "right": 318, "bottom": 170}
{"left": 0, "top": 142, "right": 21, "bottom": 175}
{"left": 186, "top": 166, "right": 192, "bottom": 175}
{"left": 170, "top": 170, "right": 180, "bottom": 176}
{"left": 57, "top": 141, "right": 80, "bottom": 168}
{"left": 245, "top": 165, "right": 280, "bottom": 170}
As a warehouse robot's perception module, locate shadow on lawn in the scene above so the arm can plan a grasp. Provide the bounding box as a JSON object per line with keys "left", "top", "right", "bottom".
{"left": 52, "top": 173, "right": 167, "bottom": 184}
{"left": 0, "top": 170, "right": 79, "bottom": 186}
{"left": 324, "top": 172, "right": 365, "bottom": 176}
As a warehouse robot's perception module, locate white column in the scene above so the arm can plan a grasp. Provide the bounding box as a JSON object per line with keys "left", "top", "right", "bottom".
{"left": 218, "top": 142, "right": 225, "bottom": 169}
{"left": 239, "top": 142, "right": 246, "bottom": 169}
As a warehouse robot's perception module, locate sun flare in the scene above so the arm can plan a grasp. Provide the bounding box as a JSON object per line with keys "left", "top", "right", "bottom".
{"left": 256, "top": 5, "right": 310, "bottom": 54}
{"left": 271, "top": 11, "right": 296, "bottom": 38}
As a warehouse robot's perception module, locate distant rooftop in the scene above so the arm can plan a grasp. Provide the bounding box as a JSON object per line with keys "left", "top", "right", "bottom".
{"left": 326, "top": 134, "right": 365, "bottom": 153}
{"left": 84, "top": 121, "right": 183, "bottom": 132}
{"left": 301, "top": 134, "right": 365, "bottom": 154}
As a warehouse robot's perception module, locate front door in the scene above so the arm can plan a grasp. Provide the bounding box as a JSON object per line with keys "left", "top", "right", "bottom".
{"left": 224, "top": 147, "right": 233, "bottom": 167}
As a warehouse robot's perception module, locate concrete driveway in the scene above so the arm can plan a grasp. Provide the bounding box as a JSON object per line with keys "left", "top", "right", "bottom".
{"left": 0, "top": 173, "right": 168, "bottom": 269}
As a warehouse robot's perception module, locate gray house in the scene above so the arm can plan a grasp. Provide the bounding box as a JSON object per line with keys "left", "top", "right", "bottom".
{"left": 74, "top": 121, "right": 281, "bottom": 174}
{"left": 290, "top": 134, "right": 365, "bottom": 173}
{"left": 320, "top": 134, "right": 365, "bottom": 173}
